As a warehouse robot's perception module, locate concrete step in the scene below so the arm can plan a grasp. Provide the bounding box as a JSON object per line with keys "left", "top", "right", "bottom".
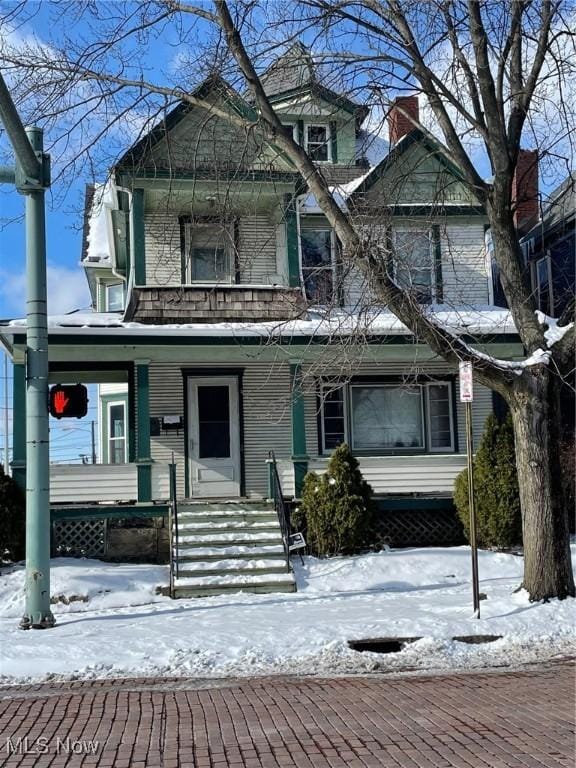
{"left": 175, "top": 558, "right": 290, "bottom": 578}
{"left": 176, "top": 520, "right": 280, "bottom": 535}
{"left": 177, "top": 532, "right": 284, "bottom": 548}
{"left": 175, "top": 545, "right": 286, "bottom": 562}
{"left": 172, "top": 571, "right": 296, "bottom": 598}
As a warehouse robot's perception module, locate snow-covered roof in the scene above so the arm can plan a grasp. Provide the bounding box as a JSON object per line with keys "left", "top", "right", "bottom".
{"left": 82, "top": 181, "right": 116, "bottom": 266}
{"left": 1, "top": 307, "right": 517, "bottom": 339}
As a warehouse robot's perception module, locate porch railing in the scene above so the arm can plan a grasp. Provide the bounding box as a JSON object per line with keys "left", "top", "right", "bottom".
{"left": 168, "top": 456, "right": 179, "bottom": 597}
{"left": 267, "top": 451, "right": 291, "bottom": 572}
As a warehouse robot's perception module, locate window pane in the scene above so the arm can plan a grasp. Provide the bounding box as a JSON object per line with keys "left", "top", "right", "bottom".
{"left": 301, "top": 229, "right": 333, "bottom": 303}
{"left": 110, "top": 439, "right": 125, "bottom": 464}
{"left": 352, "top": 386, "right": 423, "bottom": 449}
{"left": 106, "top": 283, "right": 124, "bottom": 311}
{"left": 109, "top": 404, "right": 125, "bottom": 438}
{"left": 322, "top": 387, "right": 345, "bottom": 450}
{"left": 427, "top": 384, "right": 453, "bottom": 449}
{"left": 395, "top": 231, "right": 433, "bottom": 303}
{"left": 537, "top": 258, "right": 550, "bottom": 313}
{"left": 189, "top": 226, "right": 231, "bottom": 282}
{"left": 198, "top": 385, "right": 230, "bottom": 459}
{"left": 307, "top": 125, "right": 329, "bottom": 161}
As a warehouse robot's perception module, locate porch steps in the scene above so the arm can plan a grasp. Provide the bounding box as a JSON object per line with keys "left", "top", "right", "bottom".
{"left": 172, "top": 501, "right": 296, "bottom": 598}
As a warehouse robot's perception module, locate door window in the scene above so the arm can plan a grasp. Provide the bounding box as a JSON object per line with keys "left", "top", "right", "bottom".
{"left": 197, "top": 385, "right": 231, "bottom": 458}
{"left": 108, "top": 402, "right": 126, "bottom": 463}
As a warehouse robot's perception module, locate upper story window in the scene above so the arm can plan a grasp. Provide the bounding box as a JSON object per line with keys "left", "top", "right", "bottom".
{"left": 320, "top": 381, "right": 455, "bottom": 454}
{"left": 105, "top": 282, "right": 125, "bottom": 312}
{"left": 184, "top": 222, "right": 233, "bottom": 284}
{"left": 535, "top": 254, "right": 553, "bottom": 314}
{"left": 393, "top": 229, "right": 436, "bottom": 304}
{"left": 305, "top": 124, "right": 331, "bottom": 162}
{"left": 300, "top": 227, "right": 336, "bottom": 304}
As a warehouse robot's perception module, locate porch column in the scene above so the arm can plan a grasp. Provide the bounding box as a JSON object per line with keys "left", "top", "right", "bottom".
{"left": 135, "top": 359, "right": 152, "bottom": 502}
{"left": 290, "top": 362, "right": 308, "bottom": 497}
{"left": 11, "top": 361, "right": 26, "bottom": 490}
{"left": 132, "top": 187, "right": 146, "bottom": 286}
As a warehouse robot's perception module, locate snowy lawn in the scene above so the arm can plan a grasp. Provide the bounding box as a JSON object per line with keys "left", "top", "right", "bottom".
{"left": 0, "top": 546, "right": 574, "bottom": 683}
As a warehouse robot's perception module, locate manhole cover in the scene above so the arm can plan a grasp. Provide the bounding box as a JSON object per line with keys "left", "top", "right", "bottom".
{"left": 348, "top": 637, "right": 421, "bottom": 654}
{"left": 452, "top": 635, "right": 502, "bottom": 644}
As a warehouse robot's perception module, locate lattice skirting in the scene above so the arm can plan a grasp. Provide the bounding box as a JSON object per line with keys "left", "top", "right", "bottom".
{"left": 52, "top": 519, "right": 107, "bottom": 558}
{"left": 375, "top": 508, "right": 465, "bottom": 548}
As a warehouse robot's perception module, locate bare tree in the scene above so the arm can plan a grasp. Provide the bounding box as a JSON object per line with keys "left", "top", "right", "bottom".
{"left": 1, "top": 0, "right": 574, "bottom": 600}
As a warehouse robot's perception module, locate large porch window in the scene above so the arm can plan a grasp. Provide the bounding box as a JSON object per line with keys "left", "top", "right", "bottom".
{"left": 320, "top": 381, "right": 455, "bottom": 454}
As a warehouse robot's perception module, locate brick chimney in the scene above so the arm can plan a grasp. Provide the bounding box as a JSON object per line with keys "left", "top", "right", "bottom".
{"left": 512, "top": 149, "right": 539, "bottom": 233}
{"left": 388, "top": 96, "right": 419, "bottom": 145}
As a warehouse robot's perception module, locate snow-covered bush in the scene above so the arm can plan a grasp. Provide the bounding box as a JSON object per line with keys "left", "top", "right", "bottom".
{"left": 0, "top": 465, "right": 25, "bottom": 562}
{"left": 454, "top": 412, "right": 522, "bottom": 549}
{"left": 300, "top": 443, "right": 375, "bottom": 556}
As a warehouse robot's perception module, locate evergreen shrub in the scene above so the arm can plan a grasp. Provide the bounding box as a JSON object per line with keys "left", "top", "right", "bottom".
{"left": 454, "top": 412, "right": 522, "bottom": 549}
{"left": 299, "top": 443, "right": 375, "bottom": 556}
{"left": 0, "top": 466, "right": 25, "bottom": 562}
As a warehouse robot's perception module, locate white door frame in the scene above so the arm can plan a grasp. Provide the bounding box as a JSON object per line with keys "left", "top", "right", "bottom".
{"left": 187, "top": 376, "right": 241, "bottom": 498}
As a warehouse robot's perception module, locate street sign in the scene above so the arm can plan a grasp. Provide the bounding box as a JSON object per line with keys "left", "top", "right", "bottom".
{"left": 49, "top": 384, "right": 88, "bottom": 419}
{"left": 459, "top": 361, "right": 474, "bottom": 402}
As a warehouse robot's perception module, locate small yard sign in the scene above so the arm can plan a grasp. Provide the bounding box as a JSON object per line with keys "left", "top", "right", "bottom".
{"left": 459, "top": 361, "right": 474, "bottom": 402}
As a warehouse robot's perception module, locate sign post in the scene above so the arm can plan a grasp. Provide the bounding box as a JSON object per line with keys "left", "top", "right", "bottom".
{"left": 459, "top": 361, "right": 480, "bottom": 618}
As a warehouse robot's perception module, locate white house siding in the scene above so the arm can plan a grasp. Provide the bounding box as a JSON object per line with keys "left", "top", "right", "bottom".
{"left": 144, "top": 211, "right": 283, "bottom": 287}
{"left": 441, "top": 220, "right": 490, "bottom": 305}
{"left": 342, "top": 219, "right": 489, "bottom": 308}
{"left": 148, "top": 361, "right": 293, "bottom": 498}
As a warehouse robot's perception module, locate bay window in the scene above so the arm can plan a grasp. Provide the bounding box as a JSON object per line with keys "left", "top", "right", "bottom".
{"left": 320, "top": 381, "right": 455, "bottom": 454}
{"left": 105, "top": 282, "right": 124, "bottom": 312}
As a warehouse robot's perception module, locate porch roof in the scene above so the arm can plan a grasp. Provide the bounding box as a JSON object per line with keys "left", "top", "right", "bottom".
{"left": 0, "top": 306, "right": 518, "bottom": 343}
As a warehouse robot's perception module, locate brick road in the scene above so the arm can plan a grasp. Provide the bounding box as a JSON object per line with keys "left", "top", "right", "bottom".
{"left": 0, "top": 662, "right": 573, "bottom": 768}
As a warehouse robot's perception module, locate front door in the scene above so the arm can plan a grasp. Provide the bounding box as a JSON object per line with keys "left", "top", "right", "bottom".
{"left": 188, "top": 377, "right": 241, "bottom": 497}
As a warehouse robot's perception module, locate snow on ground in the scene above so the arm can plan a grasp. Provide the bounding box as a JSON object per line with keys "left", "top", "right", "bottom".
{"left": 0, "top": 547, "right": 574, "bottom": 684}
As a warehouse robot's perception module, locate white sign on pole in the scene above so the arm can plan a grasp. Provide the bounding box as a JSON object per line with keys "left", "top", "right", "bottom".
{"left": 459, "top": 361, "right": 474, "bottom": 402}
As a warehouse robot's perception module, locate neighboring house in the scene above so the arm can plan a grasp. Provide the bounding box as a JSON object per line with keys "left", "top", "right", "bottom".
{"left": 0, "top": 44, "right": 523, "bottom": 586}
{"left": 521, "top": 172, "right": 575, "bottom": 318}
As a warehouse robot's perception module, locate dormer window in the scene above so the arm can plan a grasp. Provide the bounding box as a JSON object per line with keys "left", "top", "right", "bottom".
{"left": 105, "top": 282, "right": 124, "bottom": 312}
{"left": 305, "top": 124, "right": 331, "bottom": 162}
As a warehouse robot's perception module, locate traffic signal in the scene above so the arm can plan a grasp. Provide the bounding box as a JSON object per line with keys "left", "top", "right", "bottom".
{"left": 49, "top": 384, "right": 89, "bottom": 419}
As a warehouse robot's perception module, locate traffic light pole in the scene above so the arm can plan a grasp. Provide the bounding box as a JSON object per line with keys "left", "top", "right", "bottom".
{"left": 0, "top": 74, "right": 54, "bottom": 629}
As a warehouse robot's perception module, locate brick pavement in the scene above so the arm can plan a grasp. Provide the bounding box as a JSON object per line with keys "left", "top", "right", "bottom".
{"left": 0, "top": 662, "right": 573, "bottom": 768}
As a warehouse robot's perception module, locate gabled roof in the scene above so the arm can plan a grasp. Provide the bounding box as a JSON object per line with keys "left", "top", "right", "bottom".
{"left": 115, "top": 75, "right": 258, "bottom": 171}
{"left": 260, "top": 42, "right": 368, "bottom": 123}
{"left": 348, "top": 127, "right": 477, "bottom": 204}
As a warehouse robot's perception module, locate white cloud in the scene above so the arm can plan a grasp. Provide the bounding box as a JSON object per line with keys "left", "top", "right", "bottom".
{"left": 0, "top": 263, "right": 90, "bottom": 319}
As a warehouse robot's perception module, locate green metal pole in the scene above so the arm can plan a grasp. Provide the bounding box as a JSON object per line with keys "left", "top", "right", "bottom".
{"left": 19, "top": 127, "right": 54, "bottom": 630}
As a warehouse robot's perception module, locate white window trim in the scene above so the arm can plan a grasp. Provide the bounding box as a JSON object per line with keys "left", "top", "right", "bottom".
{"left": 304, "top": 123, "right": 332, "bottom": 163}
{"left": 425, "top": 381, "right": 455, "bottom": 453}
{"left": 349, "top": 383, "right": 427, "bottom": 453}
{"left": 320, "top": 383, "right": 348, "bottom": 453}
{"left": 105, "top": 281, "right": 125, "bottom": 312}
{"left": 536, "top": 253, "right": 554, "bottom": 315}
{"left": 107, "top": 400, "right": 128, "bottom": 464}
{"left": 393, "top": 229, "right": 435, "bottom": 303}
{"left": 184, "top": 222, "right": 234, "bottom": 285}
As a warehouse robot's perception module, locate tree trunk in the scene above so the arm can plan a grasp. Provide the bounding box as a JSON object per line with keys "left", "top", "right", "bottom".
{"left": 509, "top": 368, "right": 575, "bottom": 601}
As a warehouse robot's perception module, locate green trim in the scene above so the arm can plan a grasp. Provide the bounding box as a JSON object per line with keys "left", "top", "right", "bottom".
{"left": 432, "top": 224, "right": 443, "bottom": 303}
{"left": 118, "top": 168, "right": 297, "bottom": 184}
{"left": 12, "top": 363, "right": 26, "bottom": 490}
{"left": 284, "top": 194, "right": 300, "bottom": 287}
{"left": 16, "top": 332, "right": 523, "bottom": 348}
{"left": 50, "top": 504, "right": 169, "bottom": 521}
{"left": 354, "top": 204, "right": 486, "bottom": 217}
{"left": 132, "top": 188, "right": 146, "bottom": 285}
{"left": 137, "top": 464, "right": 152, "bottom": 503}
{"left": 267, "top": 82, "right": 366, "bottom": 119}
{"left": 136, "top": 362, "right": 151, "bottom": 502}
{"left": 290, "top": 363, "right": 308, "bottom": 495}
{"left": 329, "top": 121, "right": 338, "bottom": 164}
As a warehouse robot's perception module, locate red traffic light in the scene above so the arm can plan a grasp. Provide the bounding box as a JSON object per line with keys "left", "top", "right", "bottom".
{"left": 49, "top": 384, "right": 88, "bottom": 419}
